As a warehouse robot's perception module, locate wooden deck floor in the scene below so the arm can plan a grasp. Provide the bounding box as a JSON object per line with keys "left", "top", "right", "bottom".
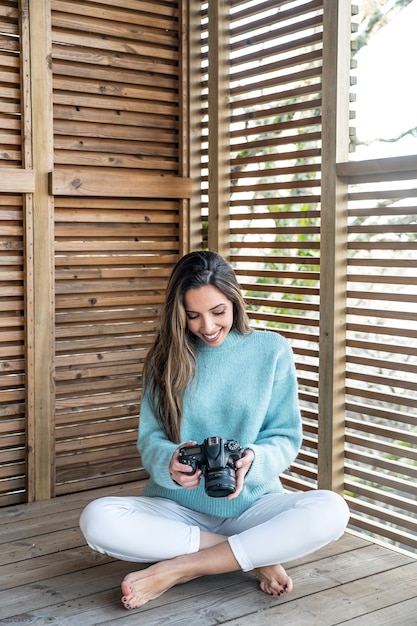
{"left": 1, "top": 481, "right": 417, "bottom": 626}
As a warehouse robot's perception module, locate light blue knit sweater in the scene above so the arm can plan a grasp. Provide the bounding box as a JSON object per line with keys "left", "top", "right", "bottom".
{"left": 138, "top": 329, "right": 302, "bottom": 518}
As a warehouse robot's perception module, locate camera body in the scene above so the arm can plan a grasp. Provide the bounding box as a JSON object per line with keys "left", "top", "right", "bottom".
{"left": 179, "top": 436, "right": 245, "bottom": 498}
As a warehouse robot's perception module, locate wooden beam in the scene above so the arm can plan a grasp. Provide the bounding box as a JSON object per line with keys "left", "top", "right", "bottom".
{"left": 29, "top": 0, "right": 55, "bottom": 501}
{"left": 337, "top": 154, "right": 417, "bottom": 182}
{"left": 51, "top": 169, "right": 192, "bottom": 198}
{"left": 178, "top": 0, "right": 190, "bottom": 257}
{"left": 318, "top": 0, "right": 351, "bottom": 494}
{"left": 207, "top": 0, "right": 230, "bottom": 257}
{"left": 20, "top": 0, "right": 36, "bottom": 503}
{"left": 188, "top": 0, "right": 205, "bottom": 251}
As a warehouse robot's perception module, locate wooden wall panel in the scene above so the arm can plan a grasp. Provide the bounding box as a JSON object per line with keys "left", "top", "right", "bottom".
{"left": 225, "top": 0, "right": 326, "bottom": 492}
{"left": 339, "top": 157, "right": 417, "bottom": 552}
{"left": 0, "top": 1, "right": 22, "bottom": 168}
{"left": 54, "top": 197, "right": 179, "bottom": 492}
{"left": 50, "top": 0, "right": 189, "bottom": 493}
{"left": 51, "top": 0, "right": 181, "bottom": 178}
{"left": 0, "top": 195, "right": 26, "bottom": 505}
{"left": 0, "top": 1, "right": 27, "bottom": 505}
{"left": 1, "top": 0, "right": 190, "bottom": 502}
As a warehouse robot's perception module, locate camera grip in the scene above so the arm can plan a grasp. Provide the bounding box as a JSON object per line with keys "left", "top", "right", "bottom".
{"left": 178, "top": 452, "right": 198, "bottom": 475}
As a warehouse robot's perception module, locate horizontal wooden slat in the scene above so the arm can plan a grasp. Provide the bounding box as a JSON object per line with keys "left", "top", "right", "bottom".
{"left": 51, "top": 27, "right": 178, "bottom": 62}
{"left": 347, "top": 322, "right": 417, "bottom": 339}
{"left": 347, "top": 353, "right": 415, "bottom": 374}
{"left": 344, "top": 480, "right": 417, "bottom": 514}
{"left": 346, "top": 412, "right": 417, "bottom": 438}
{"left": 231, "top": 13, "right": 323, "bottom": 54}
{"left": 231, "top": 98, "right": 322, "bottom": 128}
{"left": 230, "top": 82, "right": 323, "bottom": 112}
{"left": 348, "top": 504, "right": 417, "bottom": 539}
{"left": 337, "top": 154, "right": 417, "bottom": 182}
{"left": 53, "top": 0, "right": 177, "bottom": 31}
{"left": 347, "top": 288, "right": 417, "bottom": 302}
{"left": 0, "top": 169, "right": 35, "bottom": 192}
{"left": 51, "top": 169, "right": 192, "bottom": 197}
{"left": 231, "top": 254, "right": 320, "bottom": 264}
{"left": 231, "top": 115, "right": 322, "bottom": 141}
{"left": 232, "top": 49, "right": 322, "bottom": 87}
{"left": 348, "top": 205, "right": 417, "bottom": 218}
{"left": 230, "top": 194, "right": 322, "bottom": 207}
{"left": 345, "top": 450, "right": 417, "bottom": 481}
{"left": 235, "top": 268, "right": 320, "bottom": 279}
{"left": 348, "top": 188, "right": 417, "bottom": 202}
{"left": 347, "top": 370, "right": 416, "bottom": 393}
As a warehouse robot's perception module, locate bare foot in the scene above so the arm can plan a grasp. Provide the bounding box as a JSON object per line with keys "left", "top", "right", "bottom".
{"left": 121, "top": 539, "right": 240, "bottom": 610}
{"left": 254, "top": 563, "right": 293, "bottom": 597}
{"left": 121, "top": 561, "right": 180, "bottom": 610}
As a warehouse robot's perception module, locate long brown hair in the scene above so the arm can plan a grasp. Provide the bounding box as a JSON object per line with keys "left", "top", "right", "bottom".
{"left": 144, "top": 251, "right": 252, "bottom": 442}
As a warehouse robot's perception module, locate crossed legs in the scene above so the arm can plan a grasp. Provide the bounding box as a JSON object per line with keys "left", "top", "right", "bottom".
{"left": 121, "top": 531, "right": 292, "bottom": 610}
{"left": 80, "top": 490, "right": 349, "bottom": 610}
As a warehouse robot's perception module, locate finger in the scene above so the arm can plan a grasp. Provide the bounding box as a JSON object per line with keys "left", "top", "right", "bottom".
{"left": 173, "top": 460, "right": 195, "bottom": 473}
{"left": 227, "top": 471, "right": 244, "bottom": 500}
{"left": 173, "top": 468, "right": 202, "bottom": 488}
{"left": 235, "top": 449, "right": 254, "bottom": 469}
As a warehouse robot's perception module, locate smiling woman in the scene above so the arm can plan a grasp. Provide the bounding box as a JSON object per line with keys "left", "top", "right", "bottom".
{"left": 79, "top": 251, "right": 349, "bottom": 611}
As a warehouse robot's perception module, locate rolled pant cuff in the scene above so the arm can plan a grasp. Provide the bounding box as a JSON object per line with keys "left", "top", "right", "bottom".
{"left": 228, "top": 534, "right": 254, "bottom": 572}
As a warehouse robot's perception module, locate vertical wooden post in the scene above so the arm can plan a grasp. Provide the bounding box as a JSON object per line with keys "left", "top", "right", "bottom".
{"left": 207, "top": 0, "right": 230, "bottom": 257}
{"left": 178, "top": 0, "right": 190, "bottom": 257}
{"left": 28, "top": 0, "right": 55, "bottom": 500}
{"left": 20, "top": 0, "right": 35, "bottom": 501}
{"left": 188, "top": 0, "right": 205, "bottom": 251}
{"left": 318, "top": 0, "right": 351, "bottom": 494}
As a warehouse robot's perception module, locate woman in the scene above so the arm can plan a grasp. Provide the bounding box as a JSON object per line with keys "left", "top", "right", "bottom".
{"left": 80, "top": 250, "right": 349, "bottom": 610}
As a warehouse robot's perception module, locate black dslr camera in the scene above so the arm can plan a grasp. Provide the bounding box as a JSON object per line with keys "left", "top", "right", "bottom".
{"left": 178, "top": 436, "right": 245, "bottom": 498}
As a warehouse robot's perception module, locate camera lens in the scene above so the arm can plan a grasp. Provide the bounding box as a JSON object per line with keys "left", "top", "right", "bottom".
{"left": 205, "top": 467, "right": 236, "bottom": 497}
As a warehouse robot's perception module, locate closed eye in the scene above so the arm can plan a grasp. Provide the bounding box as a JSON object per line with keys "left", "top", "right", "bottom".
{"left": 185, "top": 307, "right": 227, "bottom": 320}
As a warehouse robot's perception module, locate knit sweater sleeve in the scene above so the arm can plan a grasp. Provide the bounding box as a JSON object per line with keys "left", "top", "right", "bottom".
{"left": 242, "top": 335, "right": 303, "bottom": 486}
{"left": 137, "top": 386, "right": 181, "bottom": 491}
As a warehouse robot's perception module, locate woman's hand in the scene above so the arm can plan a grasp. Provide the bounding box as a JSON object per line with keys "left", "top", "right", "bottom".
{"left": 227, "top": 448, "right": 255, "bottom": 500}
{"left": 169, "top": 440, "right": 202, "bottom": 490}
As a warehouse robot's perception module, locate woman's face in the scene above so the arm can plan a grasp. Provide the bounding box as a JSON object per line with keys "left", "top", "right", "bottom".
{"left": 184, "top": 284, "right": 234, "bottom": 347}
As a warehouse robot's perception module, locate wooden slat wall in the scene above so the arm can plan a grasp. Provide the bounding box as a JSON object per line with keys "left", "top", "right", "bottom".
{"left": 196, "top": 0, "right": 417, "bottom": 554}
{"left": 0, "top": 193, "right": 26, "bottom": 505}
{"left": 0, "top": 0, "right": 190, "bottom": 503}
{"left": 0, "top": 1, "right": 21, "bottom": 168}
{"left": 338, "top": 156, "right": 417, "bottom": 551}
{"left": 226, "top": 0, "right": 325, "bottom": 491}
{"left": 50, "top": 0, "right": 189, "bottom": 494}
{"left": 54, "top": 197, "right": 177, "bottom": 493}
{"left": 0, "top": 1, "right": 27, "bottom": 505}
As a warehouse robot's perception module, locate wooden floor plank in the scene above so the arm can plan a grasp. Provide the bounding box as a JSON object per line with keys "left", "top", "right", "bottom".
{"left": 2, "top": 544, "right": 413, "bottom": 625}
{"left": 0, "top": 533, "right": 371, "bottom": 621}
{"left": 0, "top": 546, "right": 114, "bottom": 591}
{"left": 1, "top": 527, "right": 85, "bottom": 565}
{"left": 342, "top": 596, "right": 417, "bottom": 626}
{"left": 1, "top": 484, "right": 416, "bottom": 626}
{"left": 217, "top": 561, "right": 417, "bottom": 625}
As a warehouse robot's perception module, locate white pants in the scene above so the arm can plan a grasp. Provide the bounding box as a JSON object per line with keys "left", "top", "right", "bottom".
{"left": 79, "top": 490, "right": 349, "bottom": 572}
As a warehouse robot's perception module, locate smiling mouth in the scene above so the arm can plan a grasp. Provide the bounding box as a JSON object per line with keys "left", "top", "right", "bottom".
{"left": 202, "top": 329, "right": 221, "bottom": 342}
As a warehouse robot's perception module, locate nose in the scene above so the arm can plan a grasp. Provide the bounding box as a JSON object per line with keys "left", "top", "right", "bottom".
{"left": 200, "top": 315, "right": 216, "bottom": 334}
